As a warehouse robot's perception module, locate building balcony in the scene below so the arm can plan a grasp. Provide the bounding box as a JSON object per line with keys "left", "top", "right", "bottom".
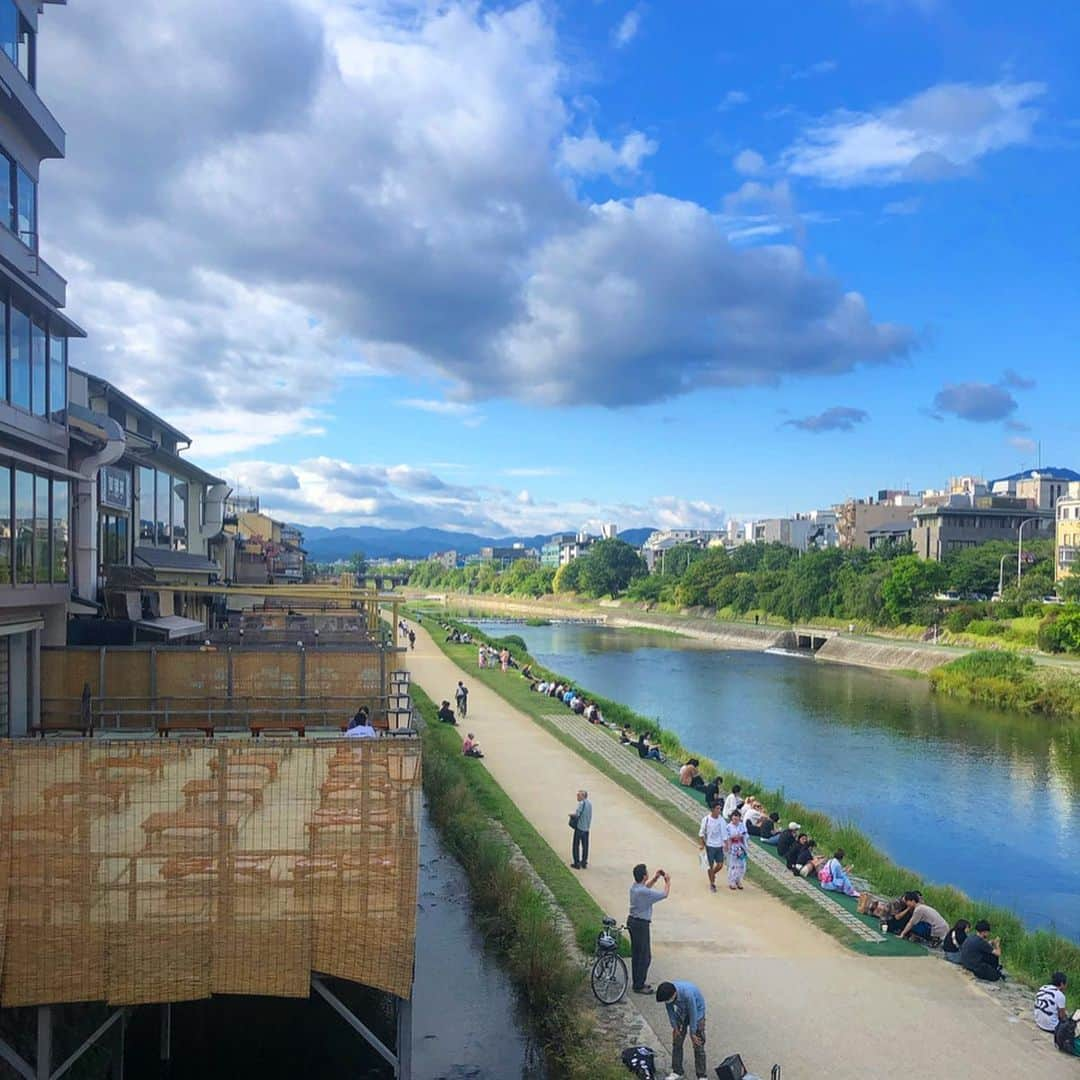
{"left": 0, "top": 222, "right": 67, "bottom": 308}
{"left": 0, "top": 48, "right": 65, "bottom": 160}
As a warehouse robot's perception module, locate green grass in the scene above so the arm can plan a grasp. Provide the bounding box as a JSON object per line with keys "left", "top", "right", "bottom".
{"left": 415, "top": 684, "right": 627, "bottom": 1080}
{"left": 930, "top": 649, "right": 1080, "bottom": 718}
{"left": 422, "top": 615, "right": 1080, "bottom": 1006}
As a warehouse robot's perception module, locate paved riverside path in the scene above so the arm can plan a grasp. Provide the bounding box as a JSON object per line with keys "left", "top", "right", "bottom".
{"left": 406, "top": 624, "right": 1074, "bottom": 1079}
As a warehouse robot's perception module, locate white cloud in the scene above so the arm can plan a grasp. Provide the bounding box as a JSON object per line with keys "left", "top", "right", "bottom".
{"left": 733, "top": 149, "right": 766, "bottom": 176}
{"left": 1007, "top": 436, "right": 1037, "bottom": 456}
{"left": 559, "top": 129, "right": 658, "bottom": 177}
{"left": 883, "top": 197, "right": 922, "bottom": 215}
{"left": 789, "top": 59, "right": 838, "bottom": 81}
{"left": 783, "top": 80, "right": 1045, "bottom": 186}
{"left": 612, "top": 7, "right": 642, "bottom": 48}
{"left": 718, "top": 90, "right": 750, "bottom": 111}
{"left": 43, "top": 0, "right": 914, "bottom": 445}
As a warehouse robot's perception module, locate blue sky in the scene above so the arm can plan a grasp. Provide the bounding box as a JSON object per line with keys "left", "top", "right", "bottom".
{"left": 44, "top": 0, "right": 1080, "bottom": 534}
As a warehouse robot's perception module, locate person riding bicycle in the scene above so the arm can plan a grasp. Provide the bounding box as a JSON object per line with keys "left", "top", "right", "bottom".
{"left": 455, "top": 681, "right": 469, "bottom": 717}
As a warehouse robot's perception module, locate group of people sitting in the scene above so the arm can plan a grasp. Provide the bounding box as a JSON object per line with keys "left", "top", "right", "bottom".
{"left": 623, "top": 727, "right": 664, "bottom": 761}
{"left": 440, "top": 622, "right": 472, "bottom": 644}
{"left": 477, "top": 644, "right": 517, "bottom": 671}
{"left": 529, "top": 679, "right": 604, "bottom": 723}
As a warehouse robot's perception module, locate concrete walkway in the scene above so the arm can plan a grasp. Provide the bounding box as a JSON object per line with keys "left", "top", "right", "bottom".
{"left": 407, "top": 623, "right": 1075, "bottom": 1079}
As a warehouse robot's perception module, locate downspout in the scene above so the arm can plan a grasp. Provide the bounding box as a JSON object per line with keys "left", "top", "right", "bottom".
{"left": 68, "top": 406, "right": 126, "bottom": 602}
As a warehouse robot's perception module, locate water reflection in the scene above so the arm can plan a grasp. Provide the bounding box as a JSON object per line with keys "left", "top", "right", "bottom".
{"left": 481, "top": 621, "right": 1080, "bottom": 941}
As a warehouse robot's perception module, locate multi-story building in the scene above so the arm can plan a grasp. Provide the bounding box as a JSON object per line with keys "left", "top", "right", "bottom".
{"left": 0, "top": 2, "right": 87, "bottom": 732}
{"left": 911, "top": 499, "right": 1054, "bottom": 561}
{"left": 737, "top": 512, "right": 837, "bottom": 553}
{"left": 67, "top": 369, "right": 230, "bottom": 639}
{"left": 540, "top": 533, "right": 576, "bottom": 568}
{"left": 222, "top": 508, "right": 306, "bottom": 584}
{"left": 835, "top": 493, "right": 920, "bottom": 550}
{"left": 641, "top": 528, "right": 726, "bottom": 570}
{"left": 479, "top": 543, "right": 535, "bottom": 568}
{"left": 1055, "top": 482, "right": 1080, "bottom": 584}
{"left": 990, "top": 468, "right": 1080, "bottom": 512}
{"left": 428, "top": 550, "right": 457, "bottom": 570}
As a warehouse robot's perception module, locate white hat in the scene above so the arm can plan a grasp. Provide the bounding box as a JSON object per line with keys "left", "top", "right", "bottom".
{"left": 788, "top": 822, "right": 801, "bottom": 831}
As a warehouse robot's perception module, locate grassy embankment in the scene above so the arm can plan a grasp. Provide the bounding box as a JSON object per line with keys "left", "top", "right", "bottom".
{"left": 415, "top": 683, "right": 629, "bottom": 1080}
{"left": 931, "top": 650, "right": 1080, "bottom": 719}
{"left": 421, "top": 613, "right": 1080, "bottom": 1006}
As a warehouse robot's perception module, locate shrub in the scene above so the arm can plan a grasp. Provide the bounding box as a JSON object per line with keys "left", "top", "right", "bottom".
{"left": 944, "top": 606, "right": 978, "bottom": 632}
{"left": 965, "top": 619, "right": 1007, "bottom": 637}
{"left": 1022, "top": 601, "right": 1048, "bottom": 618}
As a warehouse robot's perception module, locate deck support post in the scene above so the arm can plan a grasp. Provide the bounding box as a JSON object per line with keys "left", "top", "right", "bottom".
{"left": 310, "top": 975, "right": 398, "bottom": 1073}
{"left": 159, "top": 1003, "right": 172, "bottom": 1064}
{"left": 395, "top": 995, "right": 412, "bottom": 1080}
{"left": 35, "top": 1006, "right": 51, "bottom": 1080}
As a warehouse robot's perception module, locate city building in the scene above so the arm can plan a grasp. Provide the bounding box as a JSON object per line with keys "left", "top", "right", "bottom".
{"left": 1055, "top": 481, "right": 1080, "bottom": 584}
{"left": 600, "top": 522, "right": 618, "bottom": 539}
{"left": 428, "top": 549, "right": 457, "bottom": 570}
{"left": 911, "top": 501, "right": 1054, "bottom": 561}
{"left": 223, "top": 506, "right": 307, "bottom": 585}
{"left": 0, "top": 1, "right": 86, "bottom": 732}
{"left": 540, "top": 532, "right": 576, "bottom": 568}
{"left": 990, "top": 467, "right": 1080, "bottom": 511}
{"left": 742, "top": 511, "right": 837, "bottom": 552}
{"left": 66, "top": 369, "right": 230, "bottom": 641}
{"left": 641, "top": 528, "right": 726, "bottom": 570}
{"left": 479, "top": 542, "right": 535, "bottom": 568}
{"left": 835, "top": 493, "right": 920, "bottom": 550}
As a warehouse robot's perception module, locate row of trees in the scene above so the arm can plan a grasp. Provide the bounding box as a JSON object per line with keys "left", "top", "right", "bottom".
{"left": 405, "top": 534, "right": 1078, "bottom": 630}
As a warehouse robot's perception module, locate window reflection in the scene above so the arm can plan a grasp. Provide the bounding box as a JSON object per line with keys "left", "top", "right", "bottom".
{"left": 173, "top": 480, "right": 188, "bottom": 551}
{"left": 156, "top": 469, "right": 171, "bottom": 546}
{"left": 0, "top": 465, "right": 9, "bottom": 584}
{"left": 10, "top": 304, "right": 29, "bottom": 410}
{"left": 14, "top": 469, "right": 31, "bottom": 584}
{"left": 138, "top": 466, "right": 155, "bottom": 542}
{"left": 51, "top": 479, "right": 67, "bottom": 582}
{"left": 33, "top": 474, "right": 48, "bottom": 583}
{"left": 31, "top": 320, "right": 45, "bottom": 416}
{"left": 16, "top": 164, "right": 34, "bottom": 248}
{"left": 48, "top": 335, "right": 66, "bottom": 419}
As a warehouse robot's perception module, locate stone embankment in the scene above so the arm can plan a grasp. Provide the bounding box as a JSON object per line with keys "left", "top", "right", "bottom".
{"left": 418, "top": 592, "right": 967, "bottom": 674}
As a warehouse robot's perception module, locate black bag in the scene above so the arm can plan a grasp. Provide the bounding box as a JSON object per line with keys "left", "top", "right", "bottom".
{"left": 1054, "top": 1016, "right": 1078, "bottom": 1054}
{"left": 715, "top": 1053, "right": 747, "bottom": 1080}
{"left": 620, "top": 1045, "right": 656, "bottom": 1079}
{"left": 568, "top": 813, "right": 580, "bottom": 830}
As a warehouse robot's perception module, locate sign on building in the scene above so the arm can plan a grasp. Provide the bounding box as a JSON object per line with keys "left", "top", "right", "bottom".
{"left": 100, "top": 466, "right": 131, "bottom": 510}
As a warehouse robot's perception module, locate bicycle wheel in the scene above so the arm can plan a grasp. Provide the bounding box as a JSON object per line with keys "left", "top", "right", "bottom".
{"left": 591, "top": 952, "right": 628, "bottom": 1005}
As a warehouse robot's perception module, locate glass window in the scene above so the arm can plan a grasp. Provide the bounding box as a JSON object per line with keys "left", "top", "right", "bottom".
{"left": 0, "top": 1, "right": 15, "bottom": 67}
{"left": 10, "top": 303, "right": 29, "bottom": 409}
{"left": 48, "top": 333, "right": 65, "bottom": 419}
{"left": 0, "top": 299, "right": 6, "bottom": 402}
{"left": 52, "top": 479, "right": 67, "bottom": 583}
{"left": 0, "top": 464, "right": 9, "bottom": 585}
{"left": 15, "top": 14, "right": 32, "bottom": 86}
{"left": 102, "top": 512, "right": 129, "bottom": 567}
{"left": 34, "top": 474, "right": 48, "bottom": 582}
{"left": 156, "top": 470, "right": 171, "bottom": 546}
{"left": 172, "top": 480, "right": 188, "bottom": 551}
{"left": 30, "top": 320, "right": 44, "bottom": 415}
{"left": 0, "top": 150, "right": 11, "bottom": 233}
{"left": 16, "top": 165, "right": 34, "bottom": 248}
{"left": 138, "top": 466, "right": 155, "bottom": 543}
{"left": 14, "top": 469, "right": 31, "bottom": 583}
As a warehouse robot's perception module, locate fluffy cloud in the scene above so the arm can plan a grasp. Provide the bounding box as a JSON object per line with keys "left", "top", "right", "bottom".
{"left": 931, "top": 382, "right": 1017, "bottom": 423}
{"left": 559, "top": 130, "right": 658, "bottom": 177}
{"left": 784, "top": 81, "right": 1045, "bottom": 186}
{"left": 612, "top": 7, "right": 642, "bottom": 48}
{"left": 43, "top": 0, "right": 913, "bottom": 446}
{"left": 733, "top": 149, "right": 766, "bottom": 176}
{"left": 1001, "top": 368, "right": 1036, "bottom": 390}
{"left": 784, "top": 406, "right": 869, "bottom": 432}
{"left": 220, "top": 457, "right": 724, "bottom": 535}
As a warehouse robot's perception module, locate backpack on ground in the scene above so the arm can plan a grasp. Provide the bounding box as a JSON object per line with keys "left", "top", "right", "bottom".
{"left": 1054, "top": 1016, "right": 1078, "bottom": 1055}
{"left": 621, "top": 1045, "right": 656, "bottom": 1079}
{"left": 715, "top": 1053, "right": 747, "bottom": 1079}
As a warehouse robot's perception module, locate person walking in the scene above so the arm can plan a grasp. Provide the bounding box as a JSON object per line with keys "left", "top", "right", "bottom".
{"left": 454, "top": 680, "right": 469, "bottom": 719}
{"left": 724, "top": 808, "right": 749, "bottom": 890}
{"left": 627, "top": 863, "right": 670, "bottom": 994}
{"left": 656, "top": 980, "right": 708, "bottom": 1079}
{"left": 698, "top": 801, "right": 726, "bottom": 893}
{"left": 570, "top": 789, "right": 592, "bottom": 869}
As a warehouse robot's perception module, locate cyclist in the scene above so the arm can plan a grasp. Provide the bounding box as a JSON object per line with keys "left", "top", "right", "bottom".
{"left": 455, "top": 680, "right": 469, "bottom": 718}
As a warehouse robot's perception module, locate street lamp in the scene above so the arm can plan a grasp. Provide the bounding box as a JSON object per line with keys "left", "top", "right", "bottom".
{"left": 997, "top": 553, "right": 1010, "bottom": 599}
{"left": 1017, "top": 517, "right": 1039, "bottom": 586}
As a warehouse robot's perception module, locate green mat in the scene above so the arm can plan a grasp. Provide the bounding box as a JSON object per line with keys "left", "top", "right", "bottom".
{"left": 671, "top": 777, "right": 925, "bottom": 958}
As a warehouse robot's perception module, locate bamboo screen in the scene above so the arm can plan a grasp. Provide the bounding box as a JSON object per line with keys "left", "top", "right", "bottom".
{"left": 0, "top": 739, "right": 420, "bottom": 1007}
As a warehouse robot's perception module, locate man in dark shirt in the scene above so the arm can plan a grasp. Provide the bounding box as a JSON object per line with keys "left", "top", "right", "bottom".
{"left": 960, "top": 920, "right": 1004, "bottom": 981}
{"left": 436, "top": 700, "right": 457, "bottom": 725}
{"left": 776, "top": 823, "right": 801, "bottom": 859}
{"left": 703, "top": 776, "right": 723, "bottom": 807}
{"left": 752, "top": 812, "right": 781, "bottom": 842}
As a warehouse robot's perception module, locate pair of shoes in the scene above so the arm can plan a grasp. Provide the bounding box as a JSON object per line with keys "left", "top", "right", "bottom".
{"left": 580, "top": 862, "right": 587, "bottom": 868}
{"left": 736, "top": 883, "right": 744, "bottom": 890}
{"left": 632, "top": 984, "right": 653, "bottom": 994}
{"left": 664, "top": 1072, "right": 683, "bottom": 1080}
{"left": 570, "top": 863, "right": 581, "bottom": 869}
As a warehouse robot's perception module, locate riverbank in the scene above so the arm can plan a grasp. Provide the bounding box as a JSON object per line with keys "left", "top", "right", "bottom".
{"left": 424, "top": 614, "right": 1080, "bottom": 1008}
{"left": 404, "top": 617, "right": 1078, "bottom": 1078}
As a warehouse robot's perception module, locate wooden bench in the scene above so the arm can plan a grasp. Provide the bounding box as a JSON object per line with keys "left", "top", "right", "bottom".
{"left": 88, "top": 755, "right": 166, "bottom": 780}
{"left": 30, "top": 722, "right": 93, "bottom": 738}
{"left": 43, "top": 780, "right": 131, "bottom": 813}
{"left": 208, "top": 754, "right": 280, "bottom": 780}
{"left": 11, "top": 811, "right": 82, "bottom": 843}
{"left": 157, "top": 719, "right": 216, "bottom": 738}
{"left": 159, "top": 855, "right": 271, "bottom": 883}
{"left": 183, "top": 778, "right": 265, "bottom": 810}
{"left": 141, "top": 809, "right": 241, "bottom": 851}
{"left": 249, "top": 721, "right": 305, "bottom": 738}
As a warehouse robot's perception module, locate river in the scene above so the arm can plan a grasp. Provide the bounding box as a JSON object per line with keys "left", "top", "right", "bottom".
{"left": 479, "top": 620, "right": 1080, "bottom": 942}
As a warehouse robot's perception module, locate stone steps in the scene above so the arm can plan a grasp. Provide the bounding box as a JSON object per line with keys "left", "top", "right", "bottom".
{"left": 544, "top": 714, "right": 885, "bottom": 944}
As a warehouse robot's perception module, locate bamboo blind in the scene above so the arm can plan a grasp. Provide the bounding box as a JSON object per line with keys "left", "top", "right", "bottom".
{"left": 0, "top": 739, "right": 420, "bottom": 1006}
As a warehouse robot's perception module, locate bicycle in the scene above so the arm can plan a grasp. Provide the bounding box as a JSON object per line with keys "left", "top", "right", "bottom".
{"left": 455, "top": 695, "right": 468, "bottom": 720}
{"left": 590, "top": 917, "right": 628, "bottom": 1004}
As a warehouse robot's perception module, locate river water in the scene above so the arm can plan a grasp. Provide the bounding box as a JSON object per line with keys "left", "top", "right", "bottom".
{"left": 481, "top": 620, "right": 1080, "bottom": 942}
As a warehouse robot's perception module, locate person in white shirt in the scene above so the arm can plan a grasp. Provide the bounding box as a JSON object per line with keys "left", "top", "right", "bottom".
{"left": 722, "top": 785, "right": 743, "bottom": 822}
{"left": 740, "top": 799, "right": 765, "bottom": 831}
{"left": 698, "top": 802, "right": 727, "bottom": 893}
{"left": 1034, "top": 973, "right": 1068, "bottom": 1033}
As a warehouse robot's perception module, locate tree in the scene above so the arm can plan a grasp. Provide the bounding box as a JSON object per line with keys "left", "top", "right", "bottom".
{"left": 1059, "top": 573, "right": 1080, "bottom": 603}
{"left": 673, "top": 547, "right": 731, "bottom": 607}
{"left": 1038, "top": 608, "right": 1080, "bottom": 653}
{"left": 347, "top": 551, "right": 368, "bottom": 582}
{"left": 553, "top": 559, "right": 584, "bottom": 594}
{"left": 578, "top": 539, "right": 648, "bottom": 598}
{"left": 880, "top": 555, "right": 946, "bottom": 624}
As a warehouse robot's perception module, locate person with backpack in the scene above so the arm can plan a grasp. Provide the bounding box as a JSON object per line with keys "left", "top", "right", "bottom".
{"left": 1053, "top": 1009, "right": 1080, "bottom": 1057}
{"left": 1034, "top": 972, "right": 1069, "bottom": 1034}
{"left": 942, "top": 918, "right": 970, "bottom": 964}
{"left": 454, "top": 681, "right": 469, "bottom": 718}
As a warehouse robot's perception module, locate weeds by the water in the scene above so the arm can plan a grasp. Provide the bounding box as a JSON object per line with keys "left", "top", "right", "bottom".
{"left": 931, "top": 650, "right": 1080, "bottom": 718}
{"left": 426, "top": 614, "right": 1080, "bottom": 1007}
{"left": 417, "top": 685, "right": 628, "bottom": 1079}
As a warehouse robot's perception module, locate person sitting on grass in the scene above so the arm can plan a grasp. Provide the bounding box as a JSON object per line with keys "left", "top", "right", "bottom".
{"left": 740, "top": 798, "right": 766, "bottom": 833}
{"left": 753, "top": 811, "right": 782, "bottom": 843}
{"left": 785, "top": 833, "right": 809, "bottom": 872}
{"left": 942, "top": 918, "right": 970, "bottom": 964}
{"left": 436, "top": 700, "right": 457, "bottom": 725}
{"left": 1034, "top": 972, "right": 1069, "bottom": 1034}
{"left": 703, "top": 775, "right": 724, "bottom": 808}
{"left": 789, "top": 836, "right": 823, "bottom": 878}
{"left": 959, "top": 920, "right": 1005, "bottom": 982}
{"left": 776, "top": 822, "right": 802, "bottom": 859}
{"left": 884, "top": 891, "right": 921, "bottom": 936}
{"left": 461, "top": 733, "right": 484, "bottom": 758}
{"left": 898, "top": 899, "right": 949, "bottom": 946}
{"left": 818, "top": 849, "right": 859, "bottom": 897}
{"left": 636, "top": 733, "right": 663, "bottom": 762}
{"left": 620, "top": 725, "right": 635, "bottom": 744}
{"left": 679, "top": 759, "right": 705, "bottom": 790}
{"left": 722, "top": 785, "right": 743, "bottom": 821}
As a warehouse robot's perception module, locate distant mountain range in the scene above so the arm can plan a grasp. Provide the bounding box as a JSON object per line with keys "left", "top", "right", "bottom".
{"left": 295, "top": 525, "right": 656, "bottom": 561}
